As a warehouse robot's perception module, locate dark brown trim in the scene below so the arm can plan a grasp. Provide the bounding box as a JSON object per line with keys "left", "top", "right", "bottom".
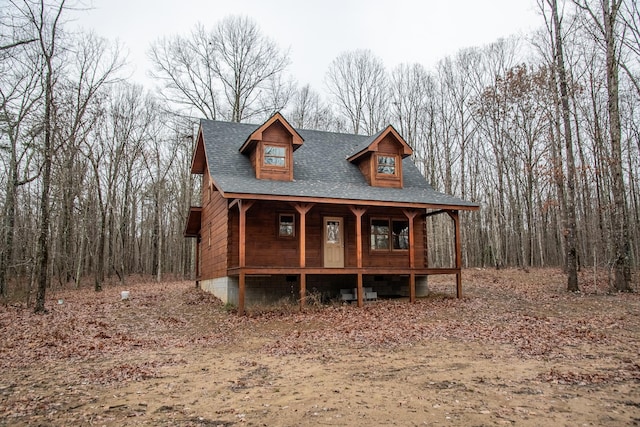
{"left": 227, "top": 266, "right": 461, "bottom": 276}
{"left": 447, "top": 210, "right": 463, "bottom": 298}
{"left": 346, "top": 125, "right": 413, "bottom": 162}
{"left": 240, "top": 112, "right": 304, "bottom": 154}
{"left": 277, "top": 212, "right": 296, "bottom": 239}
{"left": 292, "top": 202, "right": 314, "bottom": 308}
{"left": 219, "top": 191, "right": 480, "bottom": 211}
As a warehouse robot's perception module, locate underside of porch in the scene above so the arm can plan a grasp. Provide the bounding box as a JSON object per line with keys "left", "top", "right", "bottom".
{"left": 224, "top": 268, "right": 463, "bottom": 313}
{"left": 200, "top": 269, "right": 463, "bottom": 309}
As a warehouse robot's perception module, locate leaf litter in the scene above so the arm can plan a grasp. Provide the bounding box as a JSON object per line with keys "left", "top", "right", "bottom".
{"left": 1, "top": 268, "right": 639, "bottom": 426}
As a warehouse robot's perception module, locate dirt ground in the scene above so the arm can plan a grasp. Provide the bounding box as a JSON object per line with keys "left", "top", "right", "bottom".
{"left": 1, "top": 268, "right": 639, "bottom": 426}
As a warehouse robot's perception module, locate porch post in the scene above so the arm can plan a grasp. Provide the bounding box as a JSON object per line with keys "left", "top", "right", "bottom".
{"left": 349, "top": 206, "right": 367, "bottom": 307}
{"left": 300, "top": 274, "right": 306, "bottom": 309}
{"left": 403, "top": 210, "right": 418, "bottom": 303}
{"left": 239, "top": 271, "right": 245, "bottom": 315}
{"left": 448, "top": 210, "right": 462, "bottom": 299}
{"left": 293, "top": 203, "right": 314, "bottom": 309}
{"left": 410, "top": 273, "right": 416, "bottom": 303}
{"left": 195, "top": 235, "right": 201, "bottom": 288}
{"left": 237, "top": 199, "right": 255, "bottom": 315}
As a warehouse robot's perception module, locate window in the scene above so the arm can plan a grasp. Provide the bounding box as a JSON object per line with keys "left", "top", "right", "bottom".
{"left": 264, "top": 145, "right": 286, "bottom": 167}
{"left": 377, "top": 155, "right": 396, "bottom": 175}
{"left": 392, "top": 220, "right": 409, "bottom": 249}
{"left": 370, "top": 219, "right": 390, "bottom": 249}
{"left": 279, "top": 213, "right": 295, "bottom": 237}
{"left": 326, "top": 220, "right": 340, "bottom": 244}
{"left": 370, "top": 218, "right": 409, "bottom": 251}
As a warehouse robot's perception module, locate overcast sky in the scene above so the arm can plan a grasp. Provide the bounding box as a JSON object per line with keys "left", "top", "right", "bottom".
{"left": 73, "top": 0, "right": 542, "bottom": 90}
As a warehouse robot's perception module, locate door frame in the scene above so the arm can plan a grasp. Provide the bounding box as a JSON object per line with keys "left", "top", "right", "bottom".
{"left": 323, "top": 216, "right": 344, "bottom": 268}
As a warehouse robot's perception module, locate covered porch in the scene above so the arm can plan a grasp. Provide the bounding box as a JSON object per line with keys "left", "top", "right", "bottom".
{"left": 227, "top": 197, "right": 468, "bottom": 315}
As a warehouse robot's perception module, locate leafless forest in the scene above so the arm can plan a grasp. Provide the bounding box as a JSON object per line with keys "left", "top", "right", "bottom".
{"left": 1, "top": 1, "right": 638, "bottom": 310}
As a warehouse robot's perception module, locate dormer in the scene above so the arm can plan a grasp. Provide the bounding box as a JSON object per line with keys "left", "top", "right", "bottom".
{"left": 239, "top": 112, "right": 303, "bottom": 181}
{"left": 347, "top": 125, "right": 413, "bottom": 188}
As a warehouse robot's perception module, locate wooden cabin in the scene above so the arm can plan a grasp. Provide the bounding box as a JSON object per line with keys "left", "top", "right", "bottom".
{"left": 184, "top": 113, "right": 479, "bottom": 314}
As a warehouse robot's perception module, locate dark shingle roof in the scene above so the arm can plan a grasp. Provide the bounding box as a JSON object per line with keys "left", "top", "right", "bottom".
{"left": 200, "top": 119, "right": 478, "bottom": 209}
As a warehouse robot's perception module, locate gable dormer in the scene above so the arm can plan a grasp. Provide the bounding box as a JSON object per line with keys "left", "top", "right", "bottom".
{"left": 347, "top": 125, "right": 413, "bottom": 188}
{"left": 239, "top": 112, "right": 303, "bottom": 181}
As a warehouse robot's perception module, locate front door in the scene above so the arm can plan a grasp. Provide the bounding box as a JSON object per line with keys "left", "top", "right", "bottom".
{"left": 323, "top": 217, "right": 344, "bottom": 268}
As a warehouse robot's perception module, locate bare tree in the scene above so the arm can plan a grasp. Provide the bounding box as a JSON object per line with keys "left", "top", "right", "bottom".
{"left": 0, "top": 8, "right": 37, "bottom": 54}
{"left": 619, "top": 0, "right": 640, "bottom": 96}
{"left": 139, "top": 104, "right": 179, "bottom": 282}
{"left": 575, "top": 0, "right": 632, "bottom": 291}
{"left": 256, "top": 73, "right": 295, "bottom": 121}
{"left": 287, "top": 84, "right": 336, "bottom": 131}
{"left": 11, "top": 0, "right": 69, "bottom": 313}
{"left": 0, "top": 25, "right": 43, "bottom": 297}
{"left": 149, "top": 16, "right": 290, "bottom": 123}
{"left": 109, "top": 84, "right": 149, "bottom": 283}
{"left": 53, "top": 31, "right": 123, "bottom": 287}
{"left": 540, "top": 0, "right": 580, "bottom": 291}
{"left": 148, "top": 24, "right": 219, "bottom": 120}
{"left": 5, "top": 0, "right": 124, "bottom": 309}
{"left": 211, "top": 15, "right": 290, "bottom": 122}
{"left": 390, "top": 63, "right": 432, "bottom": 149}
{"left": 325, "top": 49, "right": 389, "bottom": 135}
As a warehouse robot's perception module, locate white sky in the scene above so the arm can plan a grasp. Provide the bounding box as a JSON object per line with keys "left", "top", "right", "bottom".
{"left": 73, "top": 0, "right": 542, "bottom": 91}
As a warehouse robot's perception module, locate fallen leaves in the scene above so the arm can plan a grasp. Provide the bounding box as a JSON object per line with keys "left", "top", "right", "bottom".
{"left": 2, "top": 269, "right": 639, "bottom": 369}
{"left": 1, "top": 268, "right": 639, "bottom": 423}
{"left": 0, "top": 281, "right": 247, "bottom": 370}
{"left": 258, "top": 286, "right": 635, "bottom": 361}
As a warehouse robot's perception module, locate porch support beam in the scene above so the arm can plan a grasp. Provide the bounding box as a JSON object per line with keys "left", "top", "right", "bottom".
{"left": 236, "top": 199, "right": 255, "bottom": 315}
{"left": 292, "top": 203, "right": 314, "bottom": 308}
{"left": 447, "top": 210, "right": 463, "bottom": 298}
{"left": 349, "top": 206, "right": 367, "bottom": 307}
{"left": 403, "top": 209, "right": 418, "bottom": 303}
{"left": 239, "top": 272, "right": 246, "bottom": 315}
{"left": 195, "top": 235, "right": 201, "bottom": 287}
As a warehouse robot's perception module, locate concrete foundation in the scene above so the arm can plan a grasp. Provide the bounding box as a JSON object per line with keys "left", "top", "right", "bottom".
{"left": 199, "top": 274, "right": 430, "bottom": 307}
{"left": 416, "top": 276, "right": 429, "bottom": 297}
{"left": 200, "top": 276, "right": 239, "bottom": 305}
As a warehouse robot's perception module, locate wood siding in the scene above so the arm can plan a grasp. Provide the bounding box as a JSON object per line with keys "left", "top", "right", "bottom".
{"left": 248, "top": 121, "right": 294, "bottom": 182}
{"left": 354, "top": 134, "right": 405, "bottom": 189}
{"left": 200, "top": 170, "right": 229, "bottom": 279}
{"left": 370, "top": 135, "right": 404, "bottom": 188}
{"left": 357, "top": 155, "right": 373, "bottom": 186}
{"left": 227, "top": 207, "right": 239, "bottom": 269}
{"left": 223, "top": 201, "right": 426, "bottom": 271}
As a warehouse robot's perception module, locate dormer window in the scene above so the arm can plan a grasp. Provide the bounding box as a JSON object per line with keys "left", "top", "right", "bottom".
{"left": 377, "top": 155, "right": 397, "bottom": 175}
{"left": 239, "top": 112, "right": 304, "bottom": 182}
{"left": 347, "top": 125, "right": 412, "bottom": 189}
{"left": 264, "top": 145, "right": 287, "bottom": 167}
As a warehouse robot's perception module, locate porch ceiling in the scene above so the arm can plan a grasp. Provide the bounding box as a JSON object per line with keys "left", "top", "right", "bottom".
{"left": 184, "top": 206, "right": 202, "bottom": 237}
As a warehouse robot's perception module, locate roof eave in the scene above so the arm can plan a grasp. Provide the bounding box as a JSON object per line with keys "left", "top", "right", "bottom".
{"left": 218, "top": 191, "right": 480, "bottom": 211}
{"left": 190, "top": 127, "right": 207, "bottom": 174}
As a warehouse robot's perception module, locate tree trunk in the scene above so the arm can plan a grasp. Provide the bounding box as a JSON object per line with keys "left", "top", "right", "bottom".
{"left": 603, "top": 0, "right": 632, "bottom": 291}
{"left": 551, "top": 0, "right": 579, "bottom": 291}
{"left": 34, "top": 0, "right": 65, "bottom": 313}
{"left": 0, "top": 168, "right": 17, "bottom": 298}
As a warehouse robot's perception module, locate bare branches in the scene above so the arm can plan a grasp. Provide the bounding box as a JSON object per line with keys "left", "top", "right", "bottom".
{"left": 148, "top": 16, "right": 290, "bottom": 123}
{"left": 325, "top": 49, "right": 389, "bottom": 135}
{"left": 0, "top": 37, "right": 36, "bottom": 51}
